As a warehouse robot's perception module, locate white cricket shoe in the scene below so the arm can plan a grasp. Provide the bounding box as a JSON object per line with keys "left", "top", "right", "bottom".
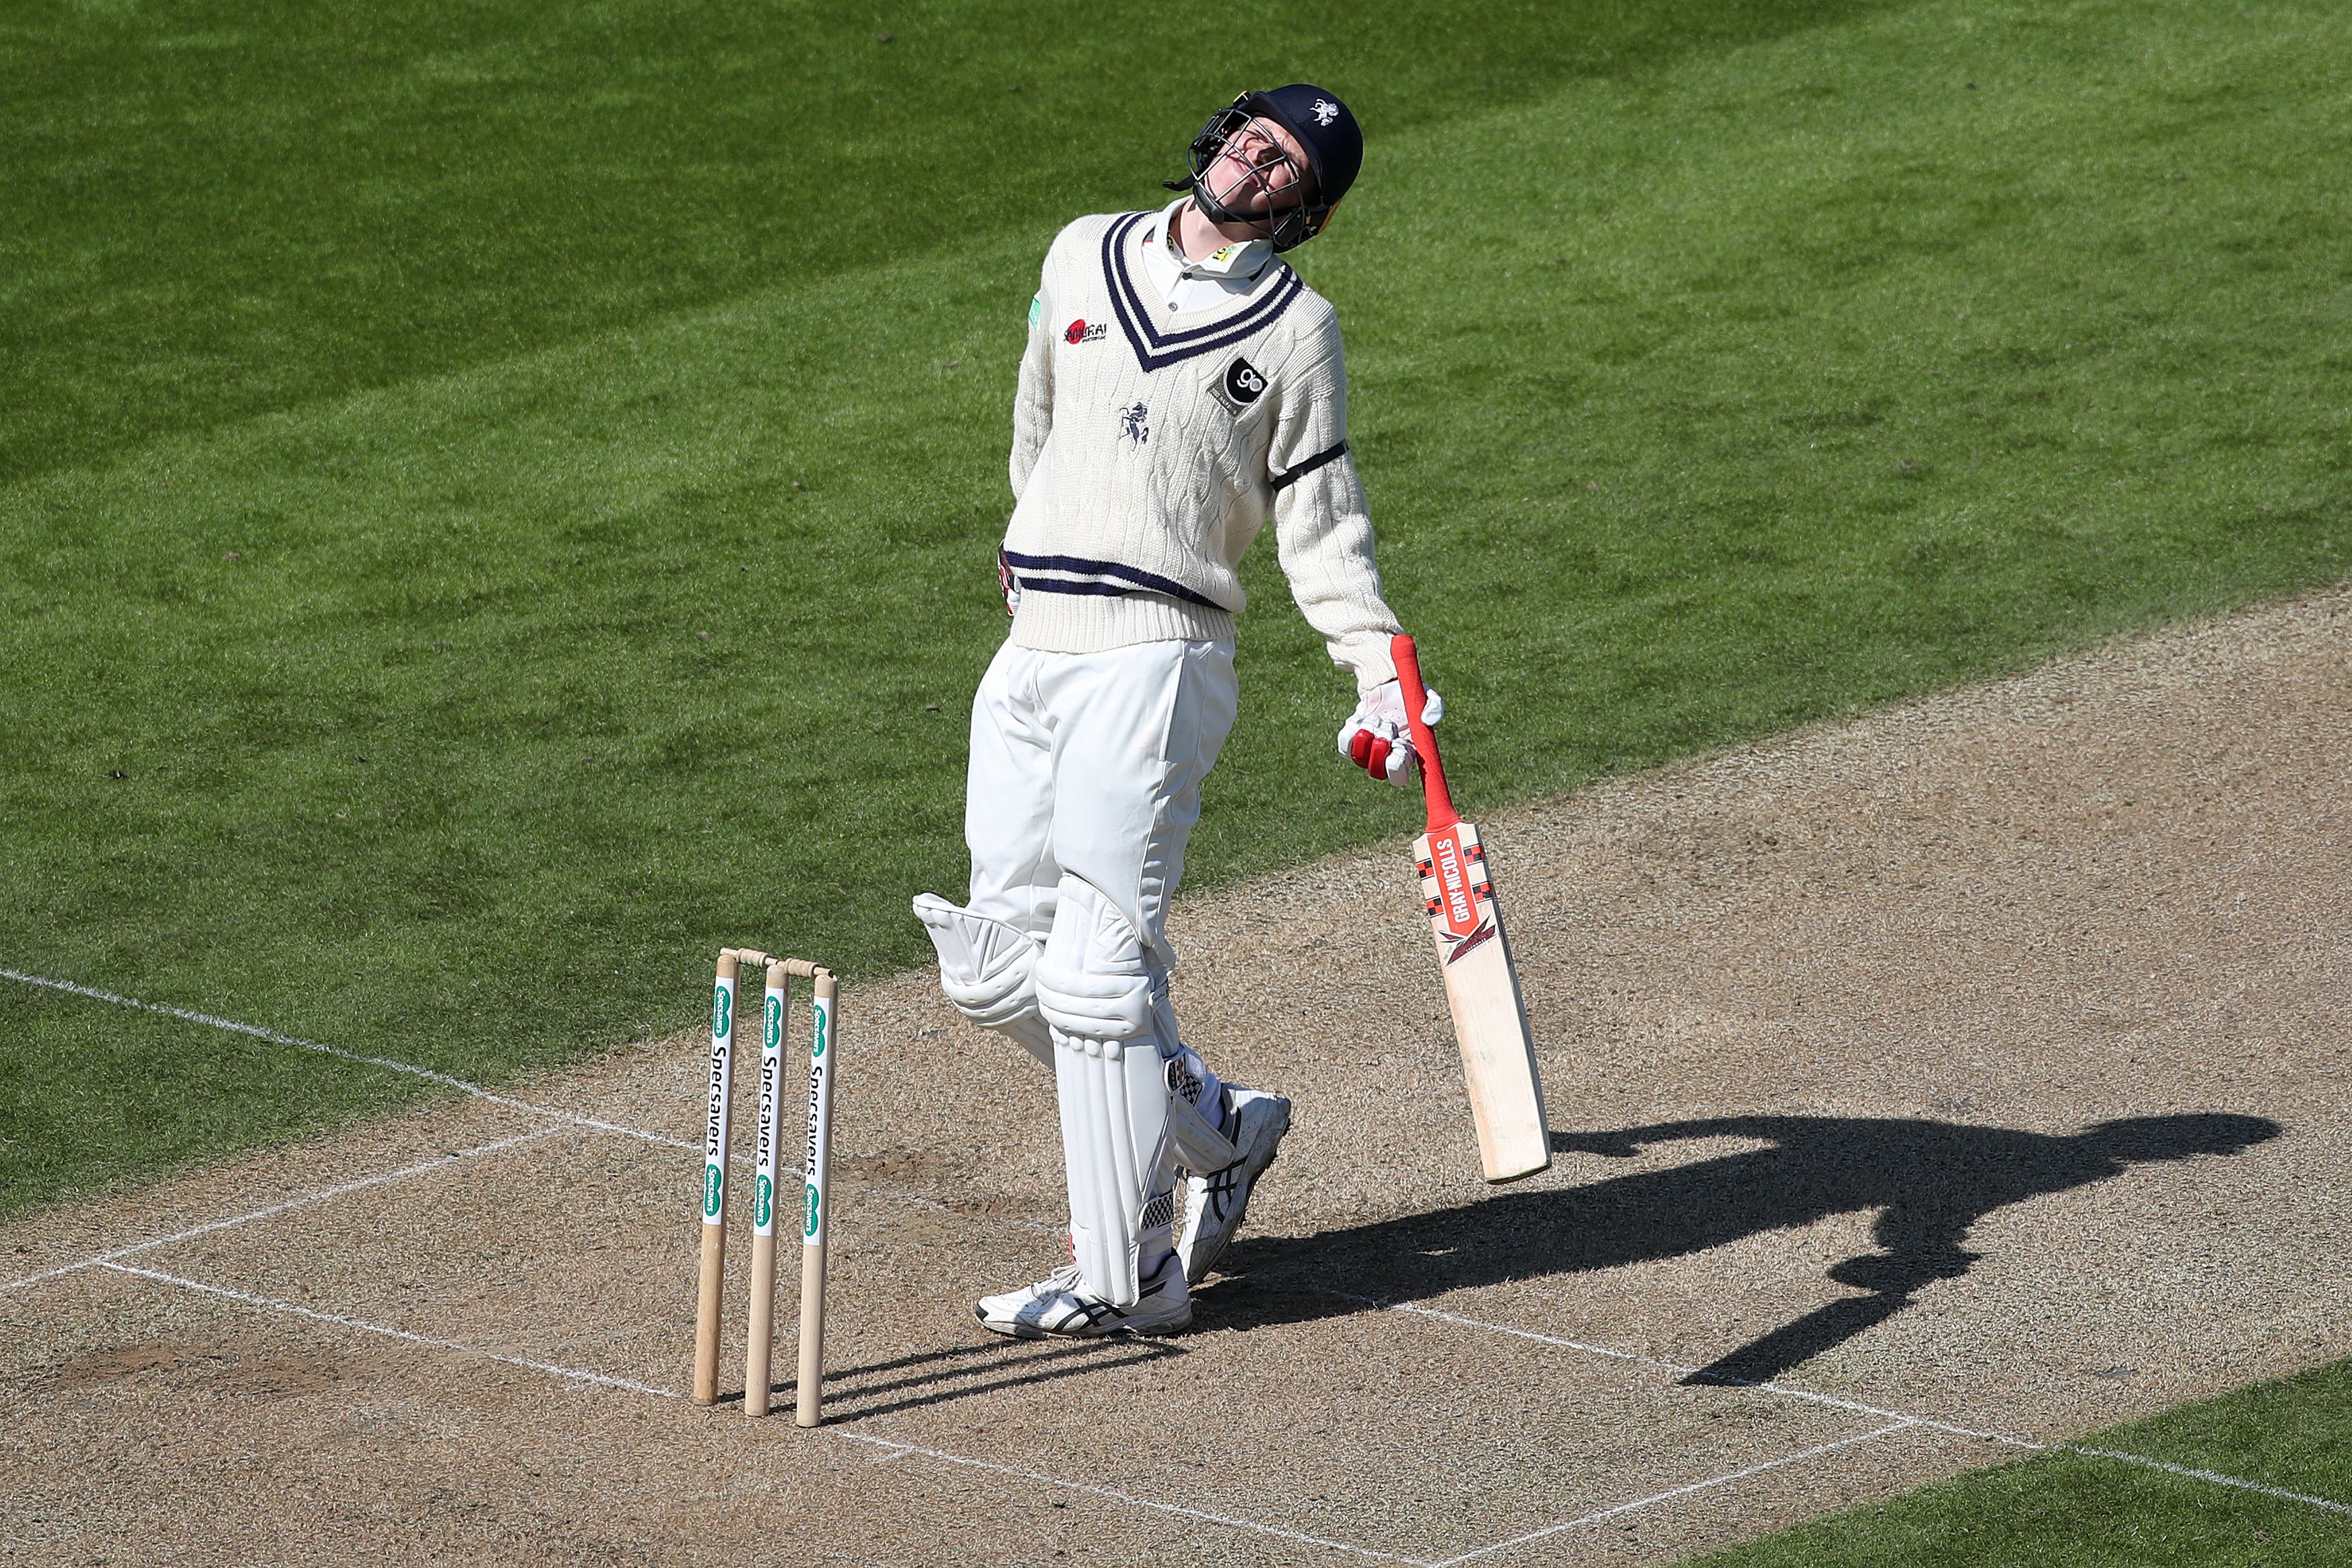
{"left": 973, "top": 1253, "right": 1192, "bottom": 1339}
{"left": 1177, "top": 1086, "right": 1292, "bottom": 1284}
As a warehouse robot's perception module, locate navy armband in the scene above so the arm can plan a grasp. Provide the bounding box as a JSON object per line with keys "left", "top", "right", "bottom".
{"left": 1270, "top": 440, "right": 1349, "bottom": 492}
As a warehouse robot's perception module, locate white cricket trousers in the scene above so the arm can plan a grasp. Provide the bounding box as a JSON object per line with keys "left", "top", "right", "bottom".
{"left": 965, "top": 636, "right": 1237, "bottom": 969}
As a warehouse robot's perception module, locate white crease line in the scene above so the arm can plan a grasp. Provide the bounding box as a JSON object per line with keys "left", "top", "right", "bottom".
{"left": 1, "top": 1127, "right": 563, "bottom": 1292}
{"left": 1, "top": 965, "right": 696, "bottom": 1152}
{"left": 830, "top": 1431, "right": 1433, "bottom": 1564}
{"left": 87, "top": 1255, "right": 1418, "bottom": 1562}
{"left": 2066, "top": 1447, "right": 2352, "bottom": 1515}
{"left": 1427, "top": 1421, "right": 1919, "bottom": 1567}
{"left": 1340, "top": 1293, "right": 2029, "bottom": 1445}
{"left": 97, "top": 1261, "right": 682, "bottom": 1399}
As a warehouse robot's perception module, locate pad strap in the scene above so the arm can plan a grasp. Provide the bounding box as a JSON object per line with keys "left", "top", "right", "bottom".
{"left": 1163, "top": 1057, "right": 1239, "bottom": 1174}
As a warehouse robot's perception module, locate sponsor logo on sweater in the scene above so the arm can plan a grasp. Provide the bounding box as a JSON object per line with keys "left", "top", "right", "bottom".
{"left": 1212, "top": 356, "right": 1268, "bottom": 413}
{"left": 1066, "top": 318, "right": 1106, "bottom": 346}
{"left": 1119, "top": 402, "right": 1150, "bottom": 443}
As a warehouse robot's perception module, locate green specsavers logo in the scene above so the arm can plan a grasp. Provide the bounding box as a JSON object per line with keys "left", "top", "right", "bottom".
{"left": 764, "top": 993, "right": 782, "bottom": 1052}
{"left": 811, "top": 1005, "right": 829, "bottom": 1059}
{"left": 754, "top": 1174, "right": 773, "bottom": 1229}
{"left": 702, "top": 1163, "right": 723, "bottom": 1219}
{"left": 804, "top": 1183, "right": 821, "bottom": 1238}
{"left": 712, "top": 983, "right": 731, "bottom": 1039}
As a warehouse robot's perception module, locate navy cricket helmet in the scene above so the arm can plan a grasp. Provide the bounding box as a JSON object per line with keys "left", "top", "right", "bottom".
{"left": 1171, "top": 84, "right": 1363, "bottom": 252}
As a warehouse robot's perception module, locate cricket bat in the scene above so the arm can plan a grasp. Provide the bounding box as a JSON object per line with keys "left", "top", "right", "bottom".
{"left": 1394, "top": 634, "right": 1552, "bottom": 1183}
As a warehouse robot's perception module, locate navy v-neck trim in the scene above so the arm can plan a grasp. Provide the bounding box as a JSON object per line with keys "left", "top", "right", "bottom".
{"left": 1100, "top": 211, "right": 1303, "bottom": 372}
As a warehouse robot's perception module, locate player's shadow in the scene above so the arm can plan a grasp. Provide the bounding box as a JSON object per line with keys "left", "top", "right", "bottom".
{"left": 1202, "top": 1113, "right": 2279, "bottom": 1383}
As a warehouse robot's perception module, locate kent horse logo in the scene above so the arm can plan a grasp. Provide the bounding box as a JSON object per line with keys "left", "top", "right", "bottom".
{"left": 1119, "top": 401, "right": 1150, "bottom": 443}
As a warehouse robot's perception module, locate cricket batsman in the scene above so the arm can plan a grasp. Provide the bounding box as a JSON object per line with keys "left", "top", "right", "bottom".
{"left": 915, "top": 84, "right": 1440, "bottom": 1336}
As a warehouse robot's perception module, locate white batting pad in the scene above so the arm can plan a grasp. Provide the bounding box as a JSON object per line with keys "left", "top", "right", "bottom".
{"left": 912, "top": 893, "right": 1053, "bottom": 1066}
{"left": 1034, "top": 876, "right": 1196, "bottom": 1303}
{"left": 1033, "top": 877, "right": 1155, "bottom": 1042}
{"left": 1054, "top": 1031, "right": 1181, "bottom": 1307}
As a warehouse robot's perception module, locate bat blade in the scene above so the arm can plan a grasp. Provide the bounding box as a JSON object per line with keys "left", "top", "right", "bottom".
{"left": 1414, "top": 820, "right": 1550, "bottom": 1181}
{"left": 1394, "top": 633, "right": 1550, "bottom": 1183}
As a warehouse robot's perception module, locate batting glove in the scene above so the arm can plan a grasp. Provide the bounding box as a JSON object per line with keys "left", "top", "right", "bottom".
{"left": 1338, "top": 678, "right": 1443, "bottom": 787}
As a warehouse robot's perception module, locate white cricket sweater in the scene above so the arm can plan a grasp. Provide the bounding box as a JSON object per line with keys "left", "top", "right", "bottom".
{"left": 1003, "top": 203, "right": 1402, "bottom": 693}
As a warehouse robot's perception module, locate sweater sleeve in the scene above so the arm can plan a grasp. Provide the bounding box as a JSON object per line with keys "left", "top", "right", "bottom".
{"left": 1009, "top": 250, "right": 1056, "bottom": 500}
{"left": 1267, "top": 309, "right": 1403, "bottom": 694}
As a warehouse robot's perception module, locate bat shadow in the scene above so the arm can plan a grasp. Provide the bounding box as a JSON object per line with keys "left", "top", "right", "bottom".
{"left": 1196, "top": 1111, "right": 2279, "bottom": 1383}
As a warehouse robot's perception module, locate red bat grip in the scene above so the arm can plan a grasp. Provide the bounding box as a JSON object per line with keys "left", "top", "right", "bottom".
{"left": 1392, "top": 633, "right": 1459, "bottom": 832}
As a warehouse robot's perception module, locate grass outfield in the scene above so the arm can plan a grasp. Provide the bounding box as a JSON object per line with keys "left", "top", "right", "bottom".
{"left": 5, "top": 0, "right": 2349, "bottom": 1220}
{"left": 1689, "top": 1359, "right": 2352, "bottom": 1564}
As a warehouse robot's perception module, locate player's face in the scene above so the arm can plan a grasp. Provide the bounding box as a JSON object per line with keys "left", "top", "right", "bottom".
{"left": 1202, "top": 116, "right": 1314, "bottom": 227}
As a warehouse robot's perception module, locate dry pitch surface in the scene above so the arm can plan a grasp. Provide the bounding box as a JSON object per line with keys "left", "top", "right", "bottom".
{"left": 7, "top": 587, "right": 2350, "bottom": 1565}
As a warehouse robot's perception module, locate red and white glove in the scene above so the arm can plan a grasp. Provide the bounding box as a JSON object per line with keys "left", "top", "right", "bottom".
{"left": 1338, "top": 678, "right": 1443, "bottom": 787}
